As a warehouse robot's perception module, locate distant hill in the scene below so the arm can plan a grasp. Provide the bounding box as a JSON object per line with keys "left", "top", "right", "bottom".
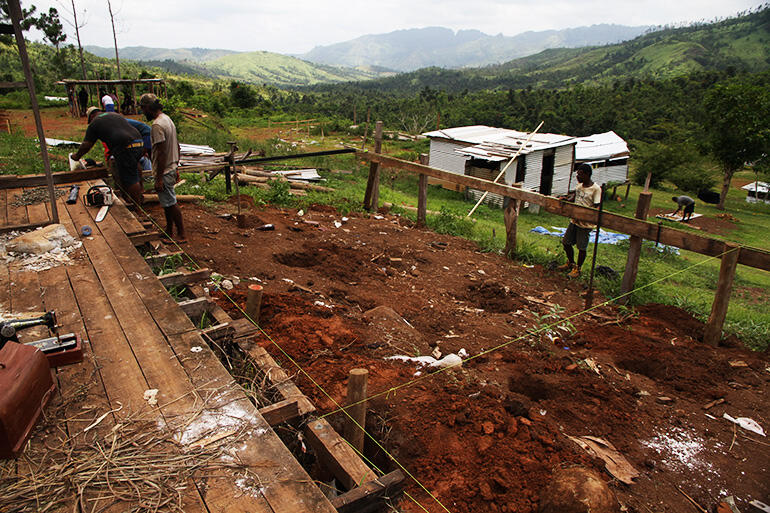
{"left": 299, "top": 25, "right": 650, "bottom": 71}
{"left": 317, "top": 7, "right": 770, "bottom": 93}
{"left": 84, "top": 45, "right": 239, "bottom": 62}
{"left": 202, "top": 51, "right": 385, "bottom": 86}
{"left": 85, "top": 45, "right": 388, "bottom": 87}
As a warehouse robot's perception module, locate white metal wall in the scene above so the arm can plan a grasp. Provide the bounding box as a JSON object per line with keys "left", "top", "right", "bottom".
{"left": 592, "top": 164, "right": 629, "bottom": 186}
{"left": 551, "top": 145, "right": 575, "bottom": 196}
{"left": 428, "top": 140, "right": 470, "bottom": 175}
{"left": 521, "top": 151, "right": 543, "bottom": 192}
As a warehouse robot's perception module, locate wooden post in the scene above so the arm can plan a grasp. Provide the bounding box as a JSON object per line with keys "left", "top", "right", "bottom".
{"left": 703, "top": 244, "right": 740, "bottom": 346}
{"left": 343, "top": 368, "right": 368, "bottom": 455}
{"left": 503, "top": 186, "right": 521, "bottom": 259}
{"left": 131, "top": 81, "right": 137, "bottom": 113}
{"left": 619, "top": 191, "right": 652, "bottom": 304}
{"left": 363, "top": 121, "right": 383, "bottom": 211}
{"left": 9, "top": 0, "right": 58, "bottom": 224}
{"left": 360, "top": 107, "right": 370, "bottom": 150}
{"left": 245, "top": 284, "right": 263, "bottom": 323}
{"left": 417, "top": 154, "right": 429, "bottom": 228}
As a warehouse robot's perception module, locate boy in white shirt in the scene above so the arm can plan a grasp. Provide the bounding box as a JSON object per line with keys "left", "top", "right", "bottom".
{"left": 558, "top": 163, "right": 602, "bottom": 278}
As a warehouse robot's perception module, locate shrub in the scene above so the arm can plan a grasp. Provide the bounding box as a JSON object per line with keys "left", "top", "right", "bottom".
{"left": 426, "top": 206, "right": 475, "bottom": 238}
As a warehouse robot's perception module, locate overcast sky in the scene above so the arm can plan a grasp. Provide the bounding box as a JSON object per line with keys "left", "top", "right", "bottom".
{"left": 24, "top": 0, "right": 764, "bottom": 55}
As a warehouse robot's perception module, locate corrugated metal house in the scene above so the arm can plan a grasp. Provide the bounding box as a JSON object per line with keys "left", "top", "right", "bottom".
{"left": 423, "top": 126, "right": 632, "bottom": 207}
{"left": 423, "top": 126, "right": 577, "bottom": 207}
{"left": 575, "top": 131, "right": 630, "bottom": 186}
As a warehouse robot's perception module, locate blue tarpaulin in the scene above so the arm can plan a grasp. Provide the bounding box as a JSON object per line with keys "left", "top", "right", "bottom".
{"left": 530, "top": 226, "right": 679, "bottom": 254}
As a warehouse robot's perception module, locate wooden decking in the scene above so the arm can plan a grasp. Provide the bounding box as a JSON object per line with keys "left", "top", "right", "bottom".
{"left": 0, "top": 182, "right": 338, "bottom": 512}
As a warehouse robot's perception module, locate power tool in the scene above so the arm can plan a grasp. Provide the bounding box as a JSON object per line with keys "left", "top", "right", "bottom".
{"left": 0, "top": 311, "right": 83, "bottom": 367}
{"left": 84, "top": 185, "right": 113, "bottom": 223}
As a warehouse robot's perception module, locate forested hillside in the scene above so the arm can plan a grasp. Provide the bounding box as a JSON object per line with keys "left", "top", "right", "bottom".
{"left": 308, "top": 6, "right": 769, "bottom": 94}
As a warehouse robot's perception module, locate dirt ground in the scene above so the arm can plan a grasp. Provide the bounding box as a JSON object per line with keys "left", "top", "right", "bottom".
{"left": 145, "top": 199, "right": 770, "bottom": 513}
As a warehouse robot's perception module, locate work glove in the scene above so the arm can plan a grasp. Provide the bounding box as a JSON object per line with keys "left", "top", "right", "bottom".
{"left": 68, "top": 153, "right": 86, "bottom": 171}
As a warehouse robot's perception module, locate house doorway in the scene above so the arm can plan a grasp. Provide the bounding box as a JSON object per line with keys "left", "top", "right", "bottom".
{"left": 539, "top": 150, "right": 555, "bottom": 195}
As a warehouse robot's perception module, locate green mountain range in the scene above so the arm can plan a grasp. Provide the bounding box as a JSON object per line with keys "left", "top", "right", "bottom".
{"left": 299, "top": 25, "right": 650, "bottom": 71}
{"left": 84, "top": 45, "right": 386, "bottom": 87}
{"left": 322, "top": 7, "right": 770, "bottom": 94}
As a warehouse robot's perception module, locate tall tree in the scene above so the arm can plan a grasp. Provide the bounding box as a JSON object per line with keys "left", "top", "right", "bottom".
{"left": 37, "top": 6, "right": 65, "bottom": 54}
{"left": 0, "top": 0, "right": 37, "bottom": 43}
{"left": 107, "top": 0, "right": 119, "bottom": 78}
{"left": 56, "top": 0, "right": 88, "bottom": 80}
{"left": 703, "top": 76, "right": 770, "bottom": 210}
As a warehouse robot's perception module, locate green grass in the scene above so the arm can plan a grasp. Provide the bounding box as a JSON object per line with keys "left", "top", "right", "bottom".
{"left": 0, "top": 131, "right": 73, "bottom": 175}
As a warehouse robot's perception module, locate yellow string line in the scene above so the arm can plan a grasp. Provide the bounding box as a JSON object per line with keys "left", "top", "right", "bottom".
{"left": 114, "top": 180, "right": 449, "bottom": 513}
{"left": 116, "top": 177, "right": 736, "bottom": 513}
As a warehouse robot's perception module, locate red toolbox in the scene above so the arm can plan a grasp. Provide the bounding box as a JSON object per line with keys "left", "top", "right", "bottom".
{"left": 0, "top": 342, "right": 56, "bottom": 459}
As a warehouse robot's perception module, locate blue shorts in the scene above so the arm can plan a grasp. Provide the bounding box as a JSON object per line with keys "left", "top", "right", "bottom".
{"left": 104, "top": 103, "right": 115, "bottom": 112}
{"left": 158, "top": 171, "right": 177, "bottom": 208}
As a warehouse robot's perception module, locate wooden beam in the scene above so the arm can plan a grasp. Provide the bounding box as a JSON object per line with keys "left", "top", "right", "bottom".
{"left": 177, "top": 297, "right": 213, "bottom": 318}
{"left": 0, "top": 220, "right": 49, "bottom": 234}
{"left": 619, "top": 191, "right": 652, "bottom": 304}
{"left": 331, "top": 470, "right": 406, "bottom": 513}
{"left": 158, "top": 268, "right": 211, "bottom": 287}
{"left": 142, "top": 194, "right": 204, "bottom": 204}
{"left": 304, "top": 417, "right": 374, "bottom": 490}
{"left": 259, "top": 398, "right": 302, "bottom": 426}
{"left": 363, "top": 121, "right": 383, "bottom": 211}
{"left": 144, "top": 251, "right": 184, "bottom": 267}
{"left": 356, "top": 151, "right": 770, "bottom": 272}
{"left": 129, "top": 231, "right": 162, "bottom": 245}
{"left": 703, "top": 244, "right": 741, "bottom": 346}
{"left": 200, "top": 322, "right": 234, "bottom": 341}
{"left": 417, "top": 174, "right": 428, "bottom": 228}
{"left": 0, "top": 81, "right": 25, "bottom": 89}
{"left": 0, "top": 168, "right": 109, "bottom": 189}
{"left": 240, "top": 343, "right": 316, "bottom": 415}
{"left": 9, "top": 0, "right": 58, "bottom": 224}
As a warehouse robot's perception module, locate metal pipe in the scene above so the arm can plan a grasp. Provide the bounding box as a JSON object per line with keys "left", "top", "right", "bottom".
{"left": 235, "top": 148, "right": 355, "bottom": 165}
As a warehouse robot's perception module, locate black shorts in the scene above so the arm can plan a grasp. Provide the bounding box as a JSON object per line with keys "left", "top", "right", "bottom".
{"left": 112, "top": 143, "right": 143, "bottom": 186}
{"left": 563, "top": 222, "right": 591, "bottom": 251}
{"left": 683, "top": 203, "right": 695, "bottom": 215}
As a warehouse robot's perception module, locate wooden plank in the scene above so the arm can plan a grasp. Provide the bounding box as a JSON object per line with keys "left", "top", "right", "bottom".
{"left": 159, "top": 268, "right": 211, "bottom": 287}
{"left": 168, "top": 330, "right": 337, "bottom": 513}
{"left": 305, "top": 417, "right": 374, "bottom": 490}
{"left": 129, "top": 231, "right": 162, "bottom": 245}
{"left": 72, "top": 191, "right": 331, "bottom": 512}
{"left": 240, "top": 343, "right": 316, "bottom": 416}
{"left": 145, "top": 251, "right": 184, "bottom": 267}
{"left": 357, "top": 151, "right": 770, "bottom": 272}
{"left": 177, "top": 297, "right": 213, "bottom": 318}
{"left": 0, "top": 190, "right": 8, "bottom": 227}
{"left": 0, "top": 168, "right": 108, "bottom": 189}
{"left": 8, "top": 270, "right": 49, "bottom": 343}
{"left": 259, "top": 398, "right": 302, "bottom": 426}
{"left": 26, "top": 198, "right": 50, "bottom": 224}
{"left": 108, "top": 193, "right": 146, "bottom": 235}
{"left": 200, "top": 322, "right": 234, "bottom": 341}
{"left": 704, "top": 244, "right": 741, "bottom": 346}
{"left": 619, "top": 191, "right": 652, "bottom": 304}
{"left": 5, "top": 188, "right": 28, "bottom": 226}
{"left": 331, "top": 469, "right": 406, "bottom": 513}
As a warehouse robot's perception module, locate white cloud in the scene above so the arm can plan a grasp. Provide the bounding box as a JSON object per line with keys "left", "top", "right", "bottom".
{"left": 24, "top": 0, "right": 763, "bottom": 54}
